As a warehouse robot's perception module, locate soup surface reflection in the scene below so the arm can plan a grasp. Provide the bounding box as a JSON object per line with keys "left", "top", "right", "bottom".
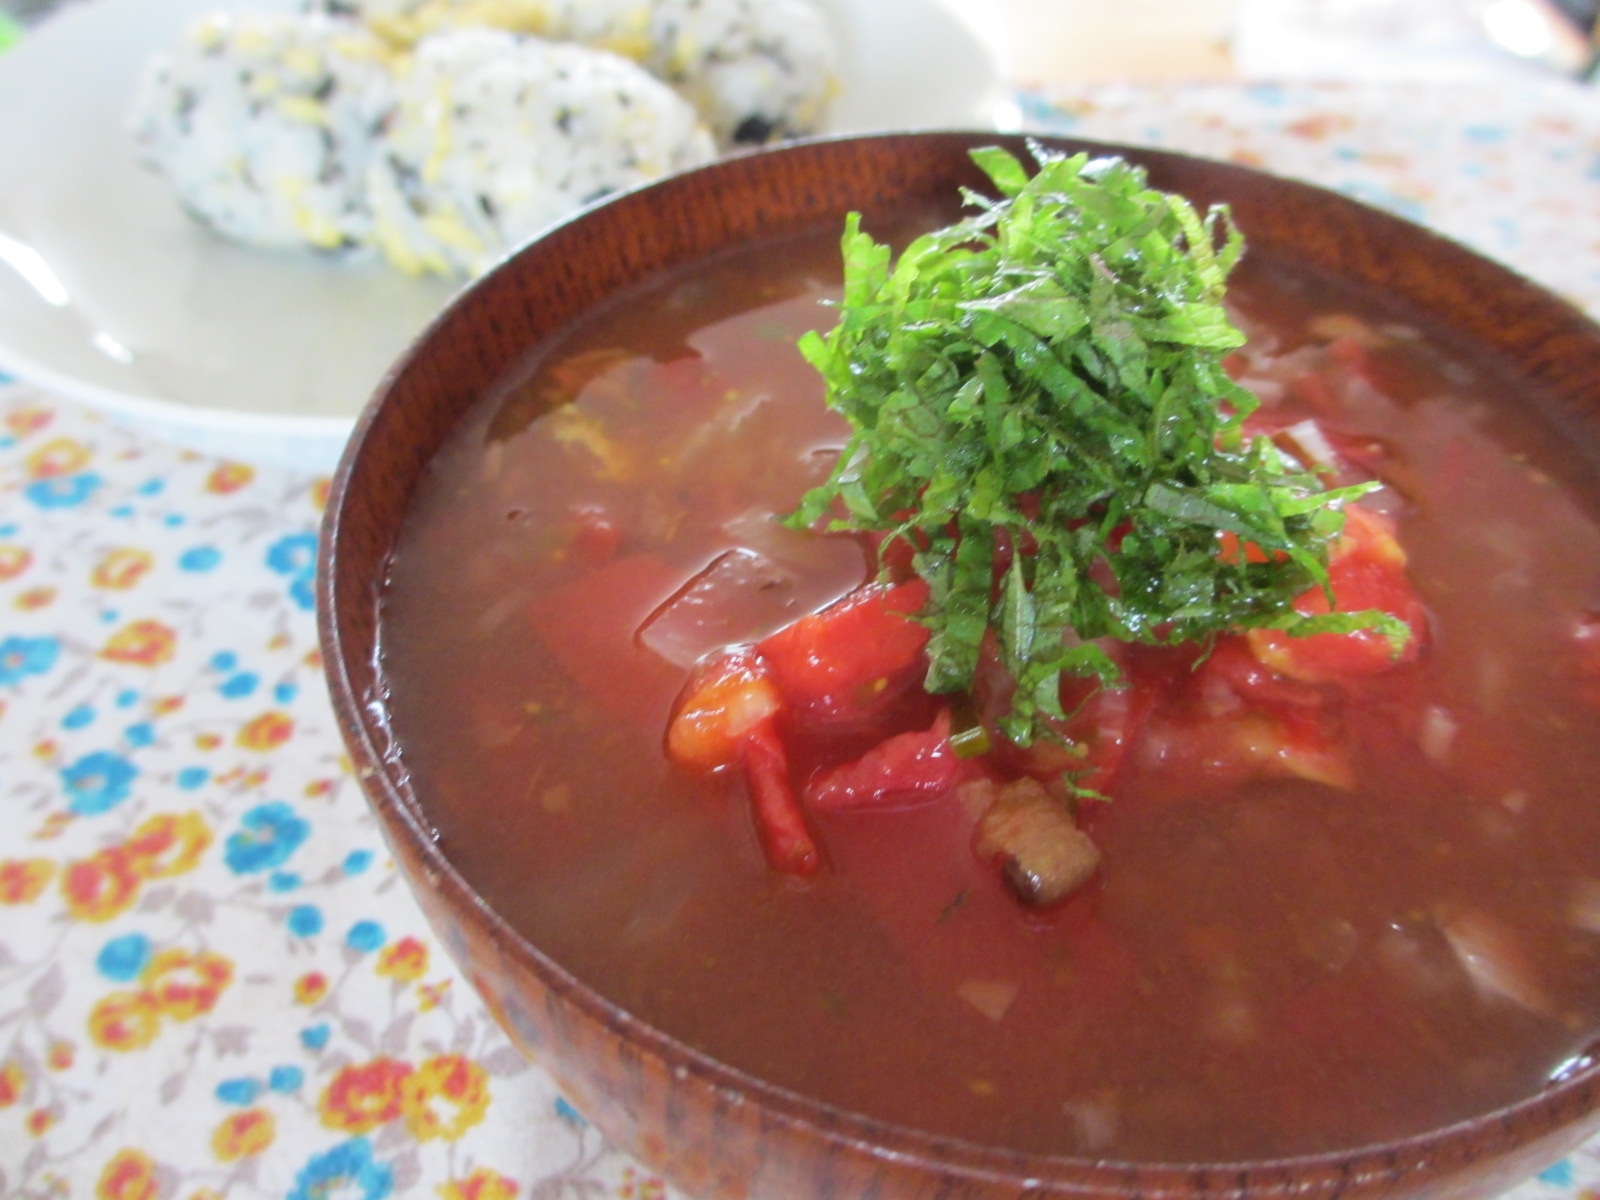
{"left": 378, "top": 225, "right": 1600, "bottom": 1160}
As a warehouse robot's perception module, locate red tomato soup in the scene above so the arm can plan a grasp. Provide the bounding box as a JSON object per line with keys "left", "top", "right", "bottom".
{"left": 377, "top": 223, "right": 1600, "bottom": 1161}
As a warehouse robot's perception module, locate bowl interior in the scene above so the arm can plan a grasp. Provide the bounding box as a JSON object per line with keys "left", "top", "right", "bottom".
{"left": 319, "top": 131, "right": 1600, "bottom": 1198}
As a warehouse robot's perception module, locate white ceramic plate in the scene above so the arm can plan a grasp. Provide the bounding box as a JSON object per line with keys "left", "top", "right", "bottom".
{"left": 0, "top": 0, "right": 999, "bottom": 470}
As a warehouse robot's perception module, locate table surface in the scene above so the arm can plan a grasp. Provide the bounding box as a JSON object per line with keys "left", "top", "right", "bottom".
{"left": 4, "top": 4, "right": 1600, "bottom": 1197}
{"left": 940, "top": 0, "right": 1597, "bottom": 86}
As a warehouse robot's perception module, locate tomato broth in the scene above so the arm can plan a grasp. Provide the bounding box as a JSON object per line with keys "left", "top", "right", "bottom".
{"left": 377, "top": 223, "right": 1600, "bottom": 1161}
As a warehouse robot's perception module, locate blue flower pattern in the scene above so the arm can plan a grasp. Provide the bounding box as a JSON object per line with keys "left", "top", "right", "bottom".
{"left": 267, "top": 531, "right": 319, "bottom": 612}
{"left": 0, "top": 634, "right": 59, "bottom": 685}
{"left": 225, "top": 801, "right": 310, "bottom": 874}
{"left": 24, "top": 471, "right": 101, "bottom": 508}
{"left": 60, "top": 750, "right": 139, "bottom": 815}
{"left": 289, "top": 1138, "right": 394, "bottom": 1200}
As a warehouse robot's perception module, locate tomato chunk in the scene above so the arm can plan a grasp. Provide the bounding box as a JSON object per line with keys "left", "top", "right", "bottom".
{"left": 758, "top": 580, "right": 931, "bottom": 727}
{"left": 666, "top": 649, "right": 820, "bottom": 876}
{"left": 1194, "top": 636, "right": 1326, "bottom": 711}
{"left": 666, "top": 648, "right": 783, "bottom": 772}
{"left": 976, "top": 642, "right": 1156, "bottom": 795}
{"left": 806, "top": 709, "right": 986, "bottom": 812}
{"left": 1246, "top": 506, "right": 1426, "bottom": 684}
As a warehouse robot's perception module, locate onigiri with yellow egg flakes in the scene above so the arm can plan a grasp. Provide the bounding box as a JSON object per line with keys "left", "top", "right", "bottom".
{"left": 365, "top": 27, "right": 715, "bottom": 275}
{"left": 128, "top": 10, "right": 399, "bottom": 253}
{"left": 312, "top": 0, "right": 839, "bottom": 146}
{"left": 129, "top": 0, "right": 828, "bottom": 274}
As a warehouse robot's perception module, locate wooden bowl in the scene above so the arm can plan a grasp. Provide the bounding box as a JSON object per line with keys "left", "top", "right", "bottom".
{"left": 317, "top": 131, "right": 1600, "bottom": 1200}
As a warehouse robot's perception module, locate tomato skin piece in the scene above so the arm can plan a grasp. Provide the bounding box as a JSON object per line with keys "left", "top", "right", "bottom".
{"left": 1195, "top": 637, "right": 1326, "bottom": 711}
{"left": 993, "top": 678, "right": 1143, "bottom": 794}
{"left": 665, "top": 648, "right": 820, "bottom": 877}
{"left": 805, "top": 710, "right": 987, "bottom": 812}
{"left": 1246, "top": 506, "right": 1426, "bottom": 684}
{"left": 972, "top": 639, "right": 1156, "bottom": 795}
{"left": 1217, "top": 530, "right": 1280, "bottom": 566}
{"left": 757, "top": 580, "right": 932, "bottom": 727}
{"left": 744, "top": 720, "right": 822, "bottom": 876}
{"left": 1063, "top": 674, "right": 1157, "bottom": 794}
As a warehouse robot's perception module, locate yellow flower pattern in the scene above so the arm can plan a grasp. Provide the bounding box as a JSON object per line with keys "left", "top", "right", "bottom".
{"left": 0, "top": 391, "right": 631, "bottom": 1200}
{"left": 438, "top": 1168, "right": 519, "bottom": 1200}
{"left": 96, "top": 1149, "right": 160, "bottom": 1200}
{"left": 377, "top": 935, "right": 430, "bottom": 983}
{"left": 100, "top": 619, "right": 178, "bottom": 666}
{"left": 60, "top": 848, "right": 141, "bottom": 923}
{"left": 124, "top": 811, "right": 212, "bottom": 879}
{"left": 87, "top": 991, "right": 162, "bottom": 1053}
{"left": 211, "top": 1108, "right": 275, "bottom": 1161}
{"left": 0, "top": 1061, "right": 24, "bottom": 1108}
{"left": 0, "top": 857, "right": 54, "bottom": 904}
{"left": 401, "top": 1055, "right": 490, "bottom": 1142}
{"left": 90, "top": 547, "right": 154, "bottom": 591}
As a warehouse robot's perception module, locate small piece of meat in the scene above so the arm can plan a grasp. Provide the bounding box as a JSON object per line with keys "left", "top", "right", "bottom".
{"left": 969, "top": 778, "right": 1101, "bottom": 908}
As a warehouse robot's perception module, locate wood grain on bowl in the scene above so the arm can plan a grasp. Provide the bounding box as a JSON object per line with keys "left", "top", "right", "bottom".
{"left": 317, "top": 132, "right": 1600, "bottom": 1200}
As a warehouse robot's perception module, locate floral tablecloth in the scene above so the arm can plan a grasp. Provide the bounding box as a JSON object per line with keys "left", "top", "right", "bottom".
{"left": 4, "top": 78, "right": 1600, "bottom": 1200}
{"left": 0, "top": 395, "right": 654, "bottom": 1198}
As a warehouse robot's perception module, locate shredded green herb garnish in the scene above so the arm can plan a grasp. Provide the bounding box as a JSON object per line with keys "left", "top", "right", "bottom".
{"left": 788, "top": 142, "right": 1409, "bottom": 748}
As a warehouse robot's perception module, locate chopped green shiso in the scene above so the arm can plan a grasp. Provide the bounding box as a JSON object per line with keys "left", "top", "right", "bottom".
{"left": 788, "top": 143, "right": 1407, "bottom": 748}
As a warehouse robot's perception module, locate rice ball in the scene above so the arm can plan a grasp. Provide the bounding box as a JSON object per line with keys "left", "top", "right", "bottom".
{"left": 559, "top": 0, "right": 839, "bottom": 146}
{"left": 366, "top": 28, "right": 715, "bottom": 276}
{"left": 310, "top": 0, "right": 839, "bottom": 147}
{"left": 316, "top": 0, "right": 556, "bottom": 42}
{"left": 129, "top": 11, "right": 400, "bottom": 252}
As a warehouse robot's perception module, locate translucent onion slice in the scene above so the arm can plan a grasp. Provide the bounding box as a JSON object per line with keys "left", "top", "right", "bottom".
{"left": 1440, "top": 909, "right": 1555, "bottom": 1017}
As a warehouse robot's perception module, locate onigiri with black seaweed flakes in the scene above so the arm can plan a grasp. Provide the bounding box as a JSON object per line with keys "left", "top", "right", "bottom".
{"left": 366, "top": 28, "right": 715, "bottom": 276}
{"left": 129, "top": 11, "right": 400, "bottom": 252}
{"left": 310, "top": 0, "right": 839, "bottom": 146}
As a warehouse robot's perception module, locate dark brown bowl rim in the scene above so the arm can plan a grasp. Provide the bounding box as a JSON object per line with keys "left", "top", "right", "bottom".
{"left": 317, "top": 128, "right": 1600, "bottom": 1191}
